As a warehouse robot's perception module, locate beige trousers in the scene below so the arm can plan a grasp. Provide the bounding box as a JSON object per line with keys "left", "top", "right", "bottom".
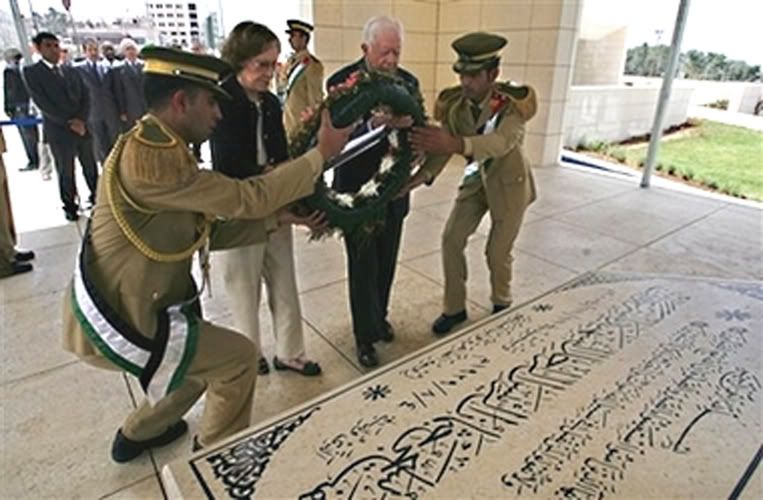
{"left": 82, "top": 321, "right": 257, "bottom": 447}
{"left": 217, "top": 225, "right": 305, "bottom": 360}
{"left": 441, "top": 182, "right": 527, "bottom": 314}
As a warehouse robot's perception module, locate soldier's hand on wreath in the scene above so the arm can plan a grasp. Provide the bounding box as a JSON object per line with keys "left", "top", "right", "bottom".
{"left": 316, "top": 109, "right": 354, "bottom": 160}
{"left": 410, "top": 125, "right": 464, "bottom": 155}
{"left": 278, "top": 209, "right": 328, "bottom": 231}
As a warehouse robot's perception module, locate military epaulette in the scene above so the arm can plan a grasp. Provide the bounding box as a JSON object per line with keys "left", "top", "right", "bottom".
{"left": 434, "top": 86, "right": 462, "bottom": 123}
{"left": 310, "top": 54, "right": 321, "bottom": 64}
{"left": 494, "top": 81, "right": 537, "bottom": 121}
{"left": 134, "top": 116, "right": 178, "bottom": 148}
{"left": 120, "top": 117, "right": 197, "bottom": 185}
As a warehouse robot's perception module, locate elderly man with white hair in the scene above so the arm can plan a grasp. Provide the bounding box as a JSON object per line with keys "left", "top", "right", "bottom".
{"left": 326, "top": 16, "right": 419, "bottom": 368}
{"left": 114, "top": 38, "right": 146, "bottom": 130}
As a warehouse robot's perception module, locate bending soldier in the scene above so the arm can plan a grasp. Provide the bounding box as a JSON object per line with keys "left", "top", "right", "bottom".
{"left": 61, "top": 47, "right": 350, "bottom": 462}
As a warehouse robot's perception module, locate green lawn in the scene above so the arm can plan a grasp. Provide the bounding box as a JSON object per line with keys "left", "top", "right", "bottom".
{"left": 606, "top": 120, "right": 763, "bottom": 201}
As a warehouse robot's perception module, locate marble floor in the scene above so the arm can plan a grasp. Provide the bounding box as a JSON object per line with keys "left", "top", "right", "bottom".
{"left": 1, "top": 153, "right": 761, "bottom": 499}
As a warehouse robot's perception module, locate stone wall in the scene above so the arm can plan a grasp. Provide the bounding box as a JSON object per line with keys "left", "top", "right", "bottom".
{"left": 563, "top": 84, "right": 694, "bottom": 147}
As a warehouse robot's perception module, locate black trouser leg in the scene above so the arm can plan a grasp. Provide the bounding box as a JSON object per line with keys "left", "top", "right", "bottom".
{"left": 48, "top": 139, "right": 78, "bottom": 214}
{"left": 90, "top": 120, "right": 111, "bottom": 163}
{"left": 344, "top": 234, "right": 384, "bottom": 347}
{"left": 13, "top": 111, "right": 39, "bottom": 167}
{"left": 376, "top": 205, "right": 405, "bottom": 321}
{"left": 76, "top": 135, "right": 99, "bottom": 204}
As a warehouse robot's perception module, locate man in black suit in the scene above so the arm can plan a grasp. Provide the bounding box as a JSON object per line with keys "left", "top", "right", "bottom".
{"left": 74, "top": 38, "right": 122, "bottom": 163}
{"left": 24, "top": 32, "right": 98, "bottom": 221}
{"left": 3, "top": 48, "right": 39, "bottom": 171}
{"left": 114, "top": 38, "right": 146, "bottom": 130}
{"left": 327, "top": 16, "right": 419, "bottom": 368}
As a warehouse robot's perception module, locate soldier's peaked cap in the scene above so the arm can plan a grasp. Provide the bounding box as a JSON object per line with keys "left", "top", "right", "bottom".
{"left": 140, "top": 46, "right": 232, "bottom": 99}
{"left": 286, "top": 19, "right": 314, "bottom": 35}
{"left": 451, "top": 32, "right": 508, "bottom": 74}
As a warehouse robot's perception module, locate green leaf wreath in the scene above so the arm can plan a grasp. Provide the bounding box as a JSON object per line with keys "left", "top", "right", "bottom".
{"left": 289, "top": 71, "right": 426, "bottom": 239}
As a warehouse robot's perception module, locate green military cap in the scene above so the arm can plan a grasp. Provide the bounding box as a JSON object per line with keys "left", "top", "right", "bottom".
{"left": 451, "top": 32, "right": 508, "bottom": 74}
{"left": 286, "top": 19, "right": 314, "bottom": 35}
{"left": 140, "top": 46, "right": 232, "bottom": 99}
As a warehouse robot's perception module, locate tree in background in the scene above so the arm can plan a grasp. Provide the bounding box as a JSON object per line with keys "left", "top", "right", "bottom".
{"left": 32, "top": 7, "right": 70, "bottom": 36}
{"left": 626, "top": 44, "right": 761, "bottom": 81}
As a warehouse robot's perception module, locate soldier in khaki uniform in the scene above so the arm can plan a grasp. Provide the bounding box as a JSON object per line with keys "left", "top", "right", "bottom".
{"left": 0, "top": 129, "right": 36, "bottom": 278}
{"left": 60, "top": 47, "right": 351, "bottom": 462}
{"left": 278, "top": 19, "right": 324, "bottom": 138}
{"left": 405, "top": 33, "right": 537, "bottom": 335}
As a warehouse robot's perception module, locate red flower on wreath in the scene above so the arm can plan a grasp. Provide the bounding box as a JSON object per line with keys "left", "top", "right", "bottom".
{"left": 488, "top": 92, "right": 509, "bottom": 116}
{"left": 328, "top": 70, "right": 363, "bottom": 94}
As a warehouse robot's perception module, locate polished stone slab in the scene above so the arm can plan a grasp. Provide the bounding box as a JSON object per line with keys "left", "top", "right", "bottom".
{"left": 163, "top": 272, "right": 762, "bottom": 499}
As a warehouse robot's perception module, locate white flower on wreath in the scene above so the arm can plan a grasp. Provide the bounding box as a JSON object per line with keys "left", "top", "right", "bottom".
{"left": 388, "top": 130, "right": 399, "bottom": 149}
{"left": 333, "top": 193, "right": 354, "bottom": 208}
{"left": 358, "top": 179, "right": 380, "bottom": 199}
{"left": 379, "top": 155, "right": 395, "bottom": 175}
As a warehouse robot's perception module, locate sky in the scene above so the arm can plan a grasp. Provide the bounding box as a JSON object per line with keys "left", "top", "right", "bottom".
{"left": 583, "top": 0, "right": 762, "bottom": 66}
{"left": 10, "top": 0, "right": 763, "bottom": 66}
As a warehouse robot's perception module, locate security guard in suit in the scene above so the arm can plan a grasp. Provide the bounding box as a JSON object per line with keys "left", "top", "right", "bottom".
{"left": 405, "top": 32, "right": 537, "bottom": 335}
{"left": 278, "top": 19, "right": 324, "bottom": 138}
{"left": 60, "top": 47, "right": 350, "bottom": 463}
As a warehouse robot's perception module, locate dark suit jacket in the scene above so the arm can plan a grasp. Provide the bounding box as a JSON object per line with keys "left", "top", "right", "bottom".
{"left": 23, "top": 60, "right": 90, "bottom": 143}
{"left": 114, "top": 59, "right": 146, "bottom": 124}
{"left": 326, "top": 59, "right": 419, "bottom": 215}
{"left": 73, "top": 59, "right": 120, "bottom": 124}
{"left": 3, "top": 65, "right": 32, "bottom": 114}
{"left": 210, "top": 77, "right": 289, "bottom": 179}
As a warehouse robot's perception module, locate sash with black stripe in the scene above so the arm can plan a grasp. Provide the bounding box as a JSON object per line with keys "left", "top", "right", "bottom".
{"left": 70, "top": 229, "right": 198, "bottom": 406}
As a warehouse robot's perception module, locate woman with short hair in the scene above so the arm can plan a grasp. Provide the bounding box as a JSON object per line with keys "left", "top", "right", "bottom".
{"left": 211, "top": 22, "right": 323, "bottom": 377}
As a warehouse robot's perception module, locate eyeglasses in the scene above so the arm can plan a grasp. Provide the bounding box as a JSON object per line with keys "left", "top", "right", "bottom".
{"left": 248, "top": 59, "right": 278, "bottom": 71}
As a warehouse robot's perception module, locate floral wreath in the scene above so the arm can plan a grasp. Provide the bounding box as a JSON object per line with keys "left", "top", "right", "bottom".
{"left": 289, "top": 71, "right": 426, "bottom": 239}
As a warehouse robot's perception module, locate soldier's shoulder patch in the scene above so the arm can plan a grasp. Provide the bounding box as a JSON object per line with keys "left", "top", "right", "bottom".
{"left": 495, "top": 82, "right": 537, "bottom": 121}
{"left": 434, "top": 85, "right": 462, "bottom": 122}
{"left": 134, "top": 117, "right": 178, "bottom": 148}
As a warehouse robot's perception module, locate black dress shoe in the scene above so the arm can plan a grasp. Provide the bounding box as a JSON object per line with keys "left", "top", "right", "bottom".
{"left": 111, "top": 420, "right": 188, "bottom": 463}
{"left": 379, "top": 320, "right": 395, "bottom": 343}
{"left": 357, "top": 344, "right": 379, "bottom": 368}
{"left": 64, "top": 211, "right": 79, "bottom": 222}
{"left": 257, "top": 356, "right": 270, "bottom": 375}
{"left": 14, "top": 250, "right": 35, "bottom": 262}
{"left": 432, "top": 310, "right": 467, "bottom": 336}
{"left": 18, "top": 164, "right": 38, "bottom": 172}
{"left": 1, "top": 261, "right": 33, "bottom": 279}
{"left": 492, "top": 303, "right": 510, "bottom": 314}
